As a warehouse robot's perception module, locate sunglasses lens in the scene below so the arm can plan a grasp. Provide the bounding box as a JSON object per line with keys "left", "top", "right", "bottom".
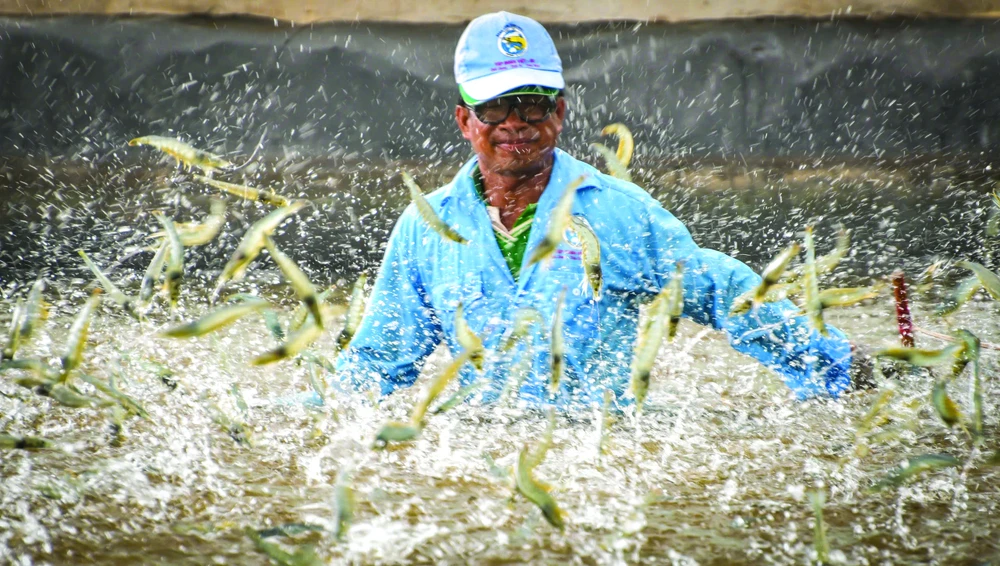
{"left": 516, "top": 97, "right": 554, "bottom": 122}
{"left": 475, "top": 101, "right": 511, "bottom": 124}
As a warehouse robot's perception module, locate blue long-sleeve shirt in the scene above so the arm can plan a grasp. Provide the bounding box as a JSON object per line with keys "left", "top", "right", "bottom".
{"left": 334, "top": 149, "right": 854, "bottom": 407}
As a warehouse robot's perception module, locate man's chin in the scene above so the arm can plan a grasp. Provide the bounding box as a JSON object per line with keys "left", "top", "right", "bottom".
{"left": 496, "top": 145, "right": 551, "bottom": 163}
{"left": 492, "top": 155, "right": 548, "bottom": 176}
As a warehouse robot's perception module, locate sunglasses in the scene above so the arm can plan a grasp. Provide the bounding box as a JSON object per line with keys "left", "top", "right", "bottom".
{"left": 466, "top": 95, "right": 557, "bottom": 125}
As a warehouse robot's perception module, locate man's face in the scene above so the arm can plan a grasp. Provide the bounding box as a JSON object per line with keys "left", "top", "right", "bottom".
{"left": 455, "top": 95, "right": 566, "bottom": 177}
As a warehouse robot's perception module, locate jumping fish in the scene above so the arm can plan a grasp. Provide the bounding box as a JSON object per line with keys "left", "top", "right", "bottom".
{"left": 373, "top": 352, "right": 473, "bottom": 448}
{"left": 0, "top": 358, "right": 56, "bottom": 383}
{"left": 140, "top": 240, "right": 170, "bottom": 306}
{"left": 306, "top": 361, "right": 327, "bottom": 406}
{"left": 817, "top": 285, "right": 882, "bottom": 308}
{"left": 2, "top": 300, "right": 24, "bottom": 361}
{"left": 590, "top": 142, "right": 631, "bottom": 182}
{"left": 261, "top": 308, "right": 285, "bottom": 340}
{"left": 730, "top": 243, "right": 800, "bottom": 316}
{"left": 17, "top": 278, "right": 47, "bottom": 341}
{"left": 814, "top": 225, "right": 850, "bottom": 275}
{"left": 264, "top": 235, "right": 323, "bottom": 328}
{"left": 401, "top": 171, "right": 468, "bottom": 244}
{"left": 46, "top": 384, "right": 113, "bottom": 409}
{"left": 206, "top": 400, "right": 252, "bottom": 446}
{"left": 955, "top": 260, "right": 1000, "bottom": 300}
{"left": 455, "top": 303, "right": 484, "bottom": 370}
{"left": 665, "top": 262, "right": 685, "bottom": 342}
{"left": 231, "top": 383, "right": 250, "bottom": 421}
{"left": 299, "top": 351, "right": 336, "bottom": 375}
{"left": 802, "top": 226, "right": 826, "bottom": 336}
{"left": 869, "top": 453, "right": 961, "bottom": 491}
{"left": 0, "top": 434, "right": 54, "bottom": 450}
{"left": 373, "top": 422, "right": 422, "bottom": 448}
{"left": 194, "top": 175, "right": 290, "bottom": 207}
{"left": 550, "top": 290, "right": 566, "bottom": 396}
{"left": 936, "top": 275, "right": 982, "bottom": 316}
{"left": 931, "top": 380, "right": 963, "bottom": 429}
{"left": 515, "top": 443, "right": 565, "bottom": 529}
{"left": 953, "top": 329, "right": 983, "bottom": 443}
{"left": 162, "top": 298, "right": 270, "bottom": 338}
{"left": 155, "top": 213, "right": 185, "bottom": 312}
{"left": 432, "top": 378, "right": 487, "bottom": 414}
{"left": 106, "top": 403, "right": 127, "bottom": 447}
{"left": 290, "top": 285, "right": 337, "bottom": 333}
{"left": 129, "top": 135, "right": 233, "bottom": 172}
{"left": 501, "top": 341, "right": 535, "bottom": 405}
{"left": 78, "top": 373, "right": 149, "bottom": 419}
{"left": 335, "top": 274, "right": 368, "bottom": 355}
{"left": 525, "top": 175, "right": 586, "bottom": 267}
{"left": 59, "top": 290, "right": 102, "bottom": 383}
{"left": 601, "top": 123, "right": 635, "bottom": 168}
{"left": 913, "top": 259, "right": 945, "bottom": 294}
{"left": 148, "top": 198, "right": 226, "bottom": 247}
{"left": 569, "top": 216, "right": 602, "bottom": 298}
{"left": 244, "top": 527, "right": 321, "bottom": 566}
{"left": 410, "top": 351, "right": 474, "bottom": 425}
{"left": 525, "top": 408, "right": 556, "bottom": 470}
{"left": 213, "top": 201, "right": 307, "bottom": 300}
{"left": 753, "top": 243, "right": 800, "bottom": 307}
{"left": 856, "top": 387, "right": 895, "bottom": 439}
{"left": 78, "top": 250, "right": 141, "bottom": 319}
{"left": 782, "top": 225, "right": 850, "bottom": 284}
{"left": 631, "top": 282, "right": 672, "bottom": 414}
{"left": 252, "top": 317, "right": 323, "bottom": 365}
{"left": 876, "top": 344, "right": 962, "bottom": 367}
{"left": 735, "top": 282, "right": 802, "bottom": 316}
{"left": 947, "top": 328, "right": 979, "bottom": 380}
{"left": 500, "top": 307, "right": 543, "bottom": 353}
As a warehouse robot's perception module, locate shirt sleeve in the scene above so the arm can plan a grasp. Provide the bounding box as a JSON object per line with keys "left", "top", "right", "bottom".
{"left": 646, "top": 204, "right": 854, "bottom": 399}
{"left": 333, "top": 207, "right": 442, "bottom": 396}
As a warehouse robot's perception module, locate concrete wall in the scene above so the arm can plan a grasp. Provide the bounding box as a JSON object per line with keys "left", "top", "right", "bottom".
{"left": 2, "top": 0, "right": 1000, "bottom": 23}
{"left": 4, "top": 16, "right": 1000, "bottom": 162}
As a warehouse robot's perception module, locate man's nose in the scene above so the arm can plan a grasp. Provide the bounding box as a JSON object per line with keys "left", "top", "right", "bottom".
{"left": 498, "top": 107, "right": 529, "bottom": 129}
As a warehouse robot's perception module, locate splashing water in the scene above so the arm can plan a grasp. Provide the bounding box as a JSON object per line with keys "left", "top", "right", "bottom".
{"left": 1, "top": 158, "right": 999, "bottom": 564}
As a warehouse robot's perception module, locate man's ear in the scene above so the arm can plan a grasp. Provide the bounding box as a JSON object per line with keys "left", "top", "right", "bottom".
{"left": 554, "top": 97, "right": 567, "bottom": 121}
{"left": 455, "top": 105, "right": 473, "bottom": 141}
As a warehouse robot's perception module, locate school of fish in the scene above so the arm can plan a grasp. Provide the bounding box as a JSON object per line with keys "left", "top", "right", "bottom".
{"left": 2, "top": 128, "right": 1000, "bottom": 563}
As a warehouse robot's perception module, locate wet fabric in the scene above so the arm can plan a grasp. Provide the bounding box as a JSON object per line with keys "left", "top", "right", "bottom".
{"left": 334, "top": 149, "right": 854, "bottom": 407}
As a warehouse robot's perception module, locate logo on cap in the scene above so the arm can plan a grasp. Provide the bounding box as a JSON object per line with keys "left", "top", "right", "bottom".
{"left": 497, "top": 24, "right": 527, "bottom": 57}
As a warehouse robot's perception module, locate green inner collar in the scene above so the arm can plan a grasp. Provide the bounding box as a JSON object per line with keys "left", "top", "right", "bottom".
{"left": 471, "top": 167, "right": 538, "bottom": 281}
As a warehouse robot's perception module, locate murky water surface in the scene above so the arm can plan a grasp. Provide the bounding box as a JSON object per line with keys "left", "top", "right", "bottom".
{"left": 1, "top": 158, "right": 999, "bottom": 564}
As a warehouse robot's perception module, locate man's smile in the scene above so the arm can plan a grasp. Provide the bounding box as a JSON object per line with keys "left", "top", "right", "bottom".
{"left": 495, "top": 136, "right": 540, "bottom": 152}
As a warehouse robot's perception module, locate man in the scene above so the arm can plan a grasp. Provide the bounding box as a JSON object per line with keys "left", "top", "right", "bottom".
{"left": 335, "top": 11, "right": 864, "bottom": 408}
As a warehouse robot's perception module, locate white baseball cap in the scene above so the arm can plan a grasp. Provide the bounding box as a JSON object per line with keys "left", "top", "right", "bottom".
{"left": 454, "top": 11, "right": 565, "bottom": 105}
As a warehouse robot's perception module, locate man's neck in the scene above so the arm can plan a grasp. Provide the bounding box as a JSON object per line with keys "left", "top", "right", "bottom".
{"left": 477, "top": 159, "right": 553, "bottom": 231}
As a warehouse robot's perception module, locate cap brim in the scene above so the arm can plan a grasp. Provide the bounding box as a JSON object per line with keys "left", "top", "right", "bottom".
{"left": 460, "top": 69, "right": 565, "bottom": 104}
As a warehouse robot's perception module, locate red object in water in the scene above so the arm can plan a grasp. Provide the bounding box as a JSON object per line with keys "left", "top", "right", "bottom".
{"left": 892, "top": 270, "right": 915, "bottom": 348}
